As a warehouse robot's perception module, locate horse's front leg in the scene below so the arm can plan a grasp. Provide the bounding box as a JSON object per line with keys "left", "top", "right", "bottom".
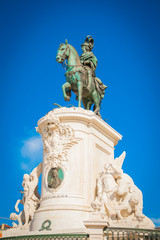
{"left": 62, "top": 82, "right": 71, "bottom": 101}
{"left": 77, "top": 81, "right": 83, "bottom": 107}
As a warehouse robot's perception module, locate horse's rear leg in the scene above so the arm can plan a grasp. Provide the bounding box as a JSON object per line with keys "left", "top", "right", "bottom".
{"left": 82, "top": 98, "right": 92, "bottom": 110}
{"left": 86, "top": 100, "right": 92, "bottom": 110}
{"left": 92, "top": 91, "right": 101, "bottom": 116}
{"left": 82, "top": 98, "right": 87, "bottom": 109}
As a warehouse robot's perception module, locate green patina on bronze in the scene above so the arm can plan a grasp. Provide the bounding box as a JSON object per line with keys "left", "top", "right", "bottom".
{"left": 56, "top": 36, "right": 107, "bottom": 117}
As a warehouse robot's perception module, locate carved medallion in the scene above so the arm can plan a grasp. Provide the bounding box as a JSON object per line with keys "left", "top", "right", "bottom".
{"left": 47, "top": 167, "right": 64, "bottom": 189}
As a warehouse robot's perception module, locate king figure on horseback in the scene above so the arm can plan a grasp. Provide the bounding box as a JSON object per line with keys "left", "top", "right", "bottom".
{"left": 80, "top": 36, "right": 97, "bottom": 90}
{"left": 80, "top": 36, "right": 107, "bottom": 99}
{"left": 56, "top": 36, "right": 107, "bottom": 117}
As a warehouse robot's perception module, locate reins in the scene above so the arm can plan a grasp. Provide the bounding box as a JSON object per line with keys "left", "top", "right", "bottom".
{"left": 60, "top": 45, "right": 82, "bottom": 70}
{"left": 61, "top": 60, "right": 82, "bottom": 70}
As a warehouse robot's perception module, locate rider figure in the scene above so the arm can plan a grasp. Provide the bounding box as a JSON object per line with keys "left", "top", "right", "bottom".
{"left": 80, "top": 35, "right": 97, "bottom": 90}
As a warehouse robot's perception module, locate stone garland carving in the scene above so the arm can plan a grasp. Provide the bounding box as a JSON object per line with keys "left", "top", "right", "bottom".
{"left": 92, "top": 152, "right": 155, "bottom": 228}
{"left": 10, "top": 163, "right": 42, "bottom": 229}
{"left": 36, "top": 113, "right": 79, "bottom": 169}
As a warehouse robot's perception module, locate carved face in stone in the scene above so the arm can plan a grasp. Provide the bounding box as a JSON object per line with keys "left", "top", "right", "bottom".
{"left": 10, "top": 213, "right": 18, "bottom": 221}
{"left": 47, "top": 122, "right": 56, "bottom": 130}
{"left": 22, "top": 174, "right": 30, "bottom": 192}
{"left": 47, "top": 167, "right": 64, "bottom": 189}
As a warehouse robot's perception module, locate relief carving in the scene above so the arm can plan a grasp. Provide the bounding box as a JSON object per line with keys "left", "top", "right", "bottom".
{"left": 36, "top": 113, "right": 79, "bottom": 168}
{"left": 36, "top": 112, "right": 79, "bottom": 193}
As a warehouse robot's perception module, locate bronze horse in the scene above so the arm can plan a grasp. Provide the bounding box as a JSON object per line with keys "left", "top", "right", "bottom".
{"left": 56, "top": 40, "right": 107, "bottom": 116}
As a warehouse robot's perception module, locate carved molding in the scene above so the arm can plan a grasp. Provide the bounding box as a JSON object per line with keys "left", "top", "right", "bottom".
{"left": 52, "top": 107, "right": 93, "bottom": 115}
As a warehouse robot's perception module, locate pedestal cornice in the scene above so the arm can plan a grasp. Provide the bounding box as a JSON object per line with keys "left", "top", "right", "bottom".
{"left": 37, "top": 107, "right": 122, "bottom": 146}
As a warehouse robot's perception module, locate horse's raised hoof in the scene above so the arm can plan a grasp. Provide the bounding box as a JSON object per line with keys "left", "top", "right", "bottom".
{"left": 64, "top": 96, "right": 70, "bottom": 101}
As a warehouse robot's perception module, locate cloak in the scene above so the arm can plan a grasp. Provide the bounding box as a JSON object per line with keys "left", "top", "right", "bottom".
{"left": 80, "top": 52, "right": 97, "bottom": 71}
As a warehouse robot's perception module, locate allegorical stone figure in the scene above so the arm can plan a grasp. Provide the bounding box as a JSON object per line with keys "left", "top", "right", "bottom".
{"left": 91, "top": 152, "right": 155, "bottom": 228}
{"left": 10, "top": 163, "right": 42, "bottom": 228}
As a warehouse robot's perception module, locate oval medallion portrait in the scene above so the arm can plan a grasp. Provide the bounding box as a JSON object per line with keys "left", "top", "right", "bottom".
{"left": 47, "top": 167, "right": 64, "bottom": 189}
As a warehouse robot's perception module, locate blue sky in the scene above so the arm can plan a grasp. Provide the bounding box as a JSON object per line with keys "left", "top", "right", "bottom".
{"left": 0, "top": 0, "right": 160, "bottom": 227}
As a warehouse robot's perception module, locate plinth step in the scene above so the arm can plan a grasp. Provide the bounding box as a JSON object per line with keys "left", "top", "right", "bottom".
{"left": 0, "top": 233, "right": 89, "bottom": 240}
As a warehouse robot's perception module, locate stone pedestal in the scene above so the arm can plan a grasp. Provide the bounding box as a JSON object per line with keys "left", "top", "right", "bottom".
{"left": 3, "top": 107, "right": 156, "bottom": 240}
{"left": 30, "top": 107, "right": 122, "bottom": 232}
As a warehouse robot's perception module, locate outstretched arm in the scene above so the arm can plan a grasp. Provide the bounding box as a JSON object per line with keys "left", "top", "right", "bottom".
{"left": 15, "top": 199, "right": 23, "bottom": 212}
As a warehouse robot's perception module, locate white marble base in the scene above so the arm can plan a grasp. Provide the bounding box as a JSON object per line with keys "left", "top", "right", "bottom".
{"left": 31, "top": 107, "right": 122, "bottom": 232}
{"left": 5, "top": 108, "right": 155, "bottom": 239}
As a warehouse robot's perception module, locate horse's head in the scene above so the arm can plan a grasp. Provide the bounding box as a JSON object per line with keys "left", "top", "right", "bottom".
{"left": 56, "top": 40, "right": 69, "bottom": 63}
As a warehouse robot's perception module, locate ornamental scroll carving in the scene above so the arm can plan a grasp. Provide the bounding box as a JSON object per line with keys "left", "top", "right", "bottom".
{"left": 36, "top": 112, "right": 79, "bottom": 168}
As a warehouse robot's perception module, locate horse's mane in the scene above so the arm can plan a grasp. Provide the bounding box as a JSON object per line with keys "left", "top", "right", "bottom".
{"left": 68, "top": 44, "right": 80, "bottom": 63}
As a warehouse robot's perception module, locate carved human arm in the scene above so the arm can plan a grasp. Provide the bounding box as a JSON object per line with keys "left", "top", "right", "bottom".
{"left": 15, "top": 199, "right": 23, "bottom": 212}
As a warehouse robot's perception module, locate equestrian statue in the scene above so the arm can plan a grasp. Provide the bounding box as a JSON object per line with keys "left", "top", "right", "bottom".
{"left": 56, "top": 35, "right": 107, "bottom": 116}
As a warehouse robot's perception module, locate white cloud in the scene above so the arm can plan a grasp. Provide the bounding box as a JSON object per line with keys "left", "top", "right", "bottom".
{"left": 151, "top": 218, "right": 160, "bottom": 224}
{"left": 151, "top": 218, "right": 160, "bottom": 227}
{"left": 20, "top": 136, "right": 43, "bottom": 171}
{"left": 20, "top": 162, "right": 31, "bottom": 172}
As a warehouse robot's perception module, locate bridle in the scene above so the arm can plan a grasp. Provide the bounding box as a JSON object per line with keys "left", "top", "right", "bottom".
{"left": 58, "top": 44, "right": 82, "bottom": 70}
